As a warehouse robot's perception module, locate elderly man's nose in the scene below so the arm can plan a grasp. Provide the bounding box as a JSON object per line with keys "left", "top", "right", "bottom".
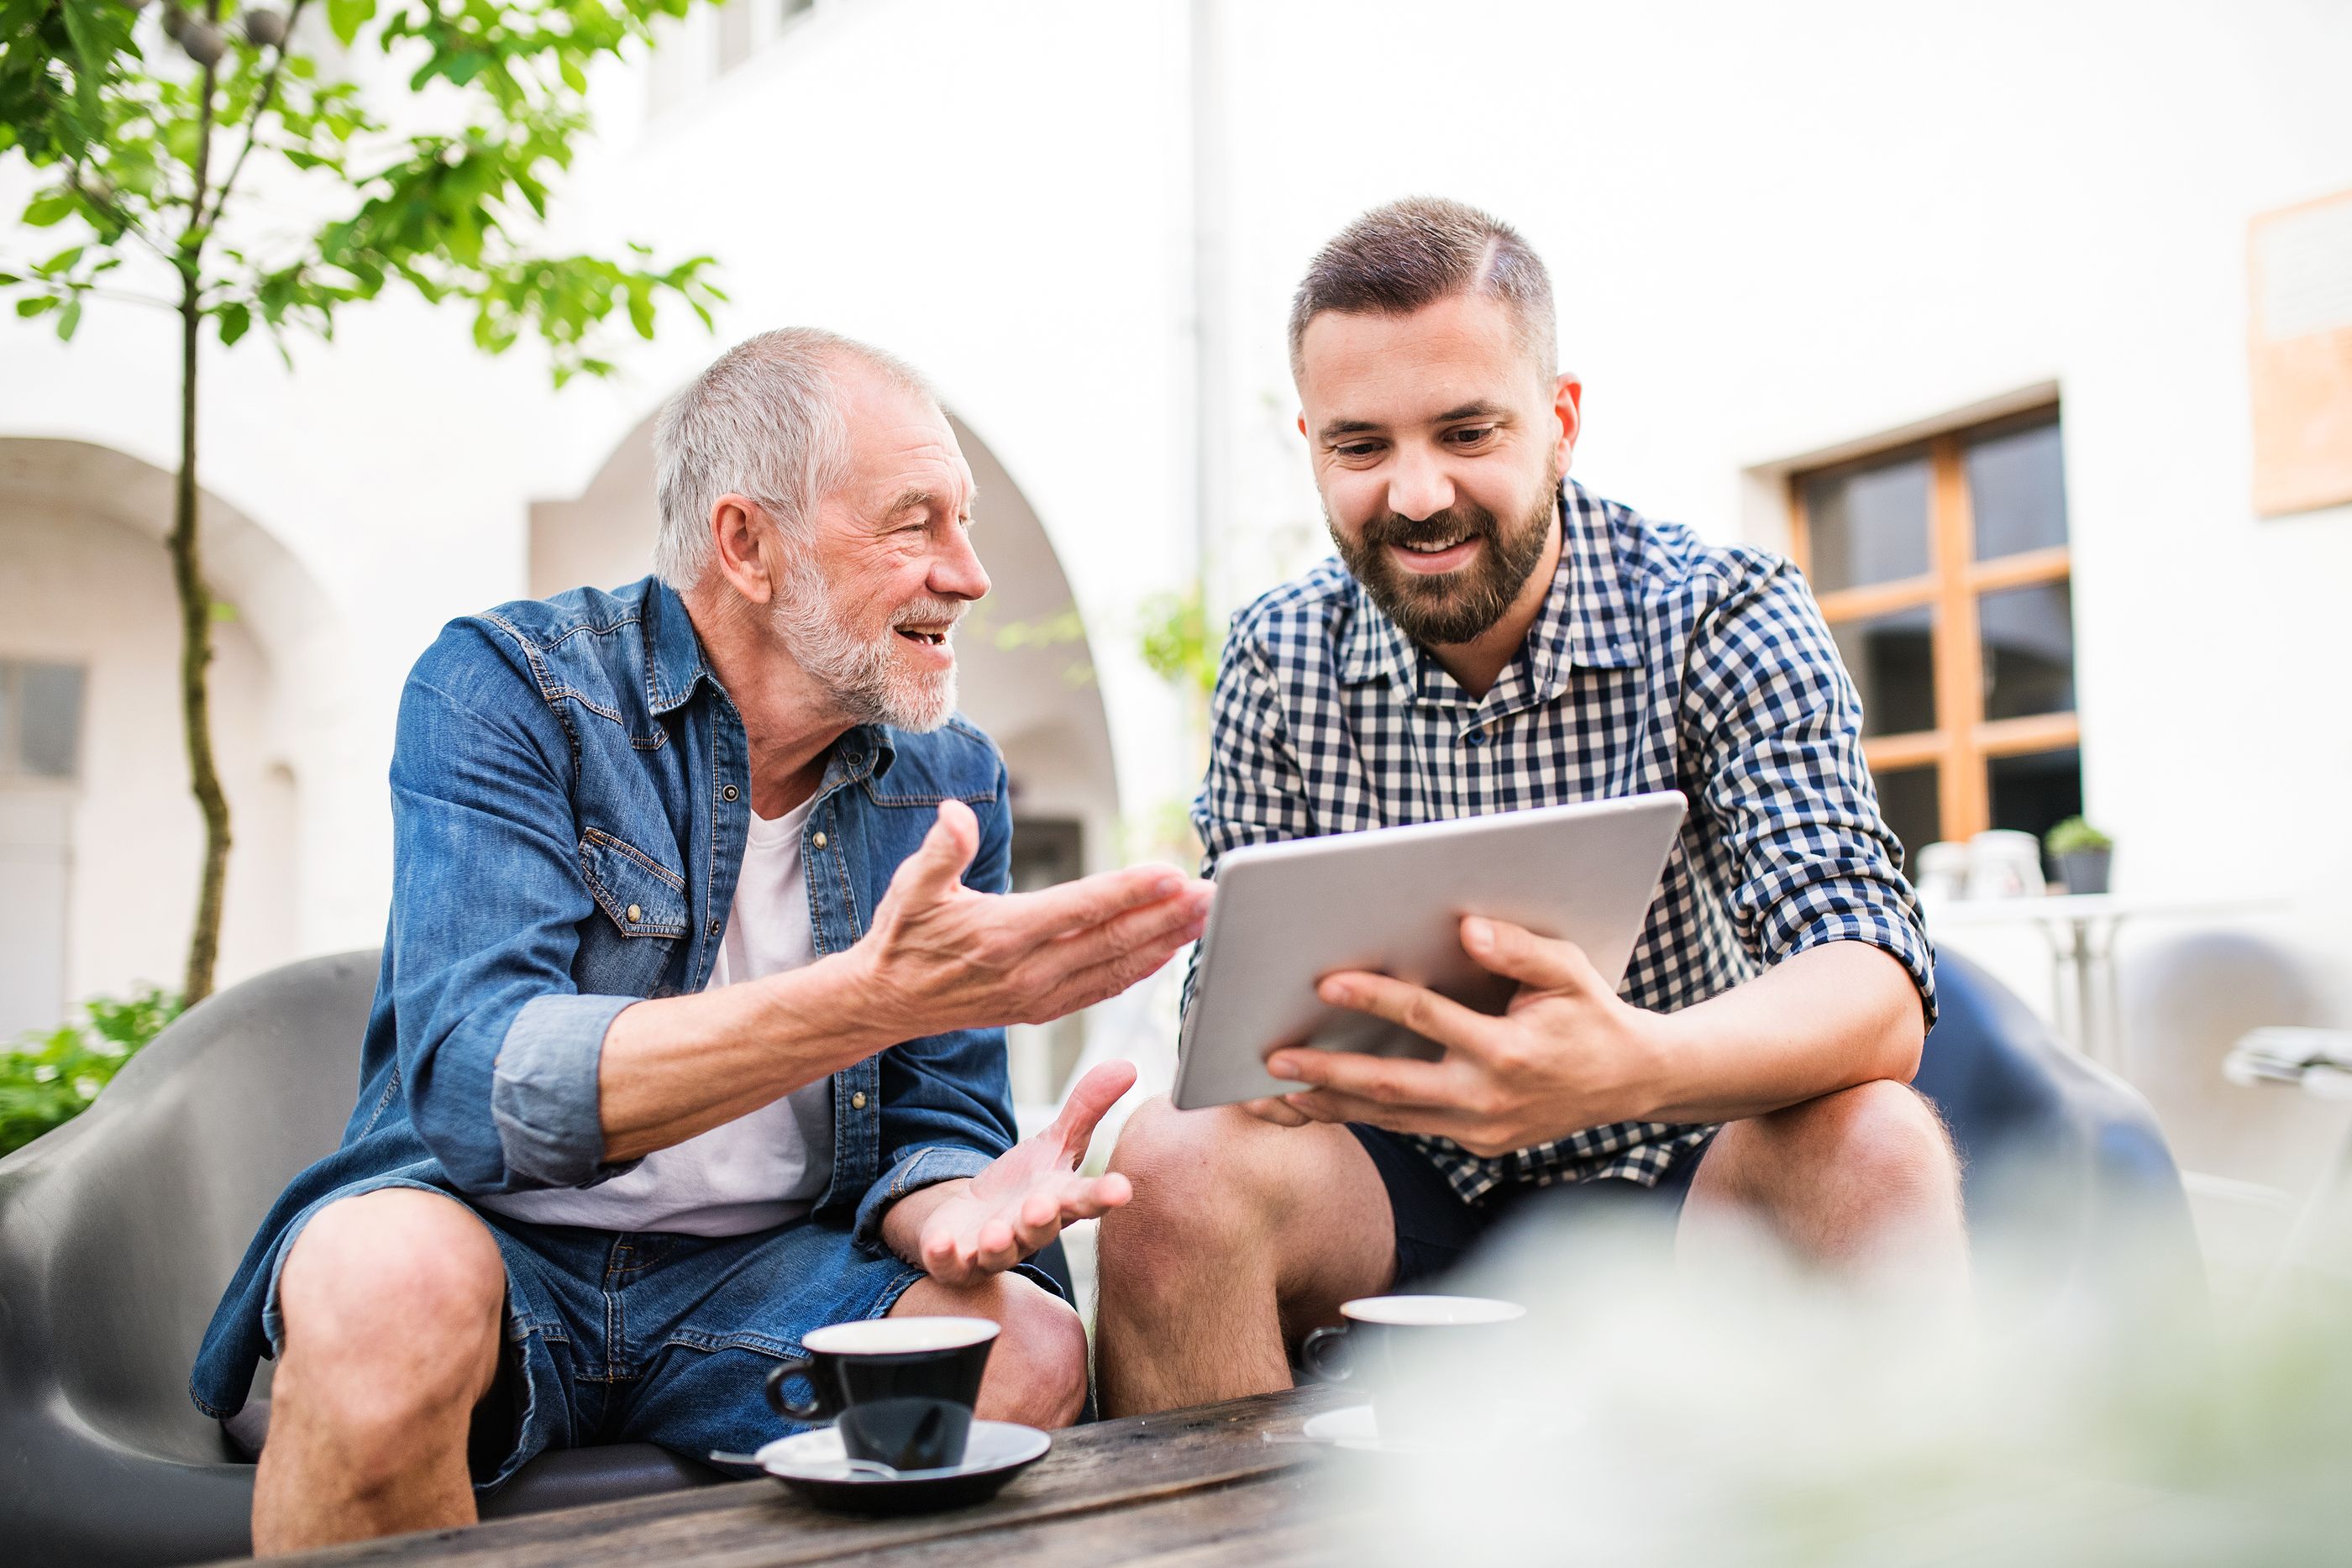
{"left": 933, "top": 530, "right": 990, "bottom": 601}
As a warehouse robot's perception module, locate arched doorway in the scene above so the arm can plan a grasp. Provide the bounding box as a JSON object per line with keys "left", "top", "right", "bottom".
{"left": 0, "top": 438, "right": 337, "bottom": 1030}
{"left": 528, "top": 406, "right": 1124, "bottom": 1103}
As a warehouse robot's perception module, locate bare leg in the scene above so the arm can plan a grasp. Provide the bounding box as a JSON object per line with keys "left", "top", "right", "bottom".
{"left": 1093, "top": 1099, "right": 1395, "bottom": 1418}
{"left": 1680, "top": 1079, "right": 1970, "bottom": 1299}
{"left": 890, "top": 1269, "right": 1091, "bottom": 1429}
{"left": 250, "top": 1189, "right": 507, "bottom": 1556}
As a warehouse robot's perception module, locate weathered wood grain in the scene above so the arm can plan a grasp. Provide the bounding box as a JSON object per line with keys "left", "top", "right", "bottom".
{"left": 825, "top": 1469, "right": 1359, "bottom": 1568}
{"left": 234, "top": 1385, "right": 1347, "bottom": 1568}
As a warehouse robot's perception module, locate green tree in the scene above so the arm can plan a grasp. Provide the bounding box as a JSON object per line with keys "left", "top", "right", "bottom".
{"left": 0, "top": 0, "right": 723, "bottom": 1003}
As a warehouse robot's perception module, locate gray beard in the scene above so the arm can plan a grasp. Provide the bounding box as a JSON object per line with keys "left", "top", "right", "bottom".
{"left": 769, "top": 559, "right": 959, "bottom": 733}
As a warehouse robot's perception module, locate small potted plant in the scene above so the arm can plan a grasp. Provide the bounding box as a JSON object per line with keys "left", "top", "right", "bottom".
{"left": 2045, "top": 816, "right": 2114, "bottom": 895}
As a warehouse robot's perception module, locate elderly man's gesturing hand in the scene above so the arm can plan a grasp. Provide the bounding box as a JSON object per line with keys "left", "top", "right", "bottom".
{"left": 857, "top": 800, "right": 1211, "bottom": 1038}
{"left": 885, "top": 1061, "right": 1139, "bottom": 1282}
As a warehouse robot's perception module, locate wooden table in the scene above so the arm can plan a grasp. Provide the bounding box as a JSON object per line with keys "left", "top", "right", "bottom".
{"left": 239, "top": 1387, "right": 1357, "bottom": 1568}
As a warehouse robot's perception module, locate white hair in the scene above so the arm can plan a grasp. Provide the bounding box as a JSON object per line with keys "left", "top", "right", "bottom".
{"left": 651, "top": 327, "right": 932, "bottom": 591}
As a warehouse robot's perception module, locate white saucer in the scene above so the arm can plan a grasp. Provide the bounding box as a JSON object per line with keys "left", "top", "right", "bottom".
{"left": 1300, "top": 1402, "right": 1574, "bottom": 1455}
{"left": 1302, "top": 1403, "right": 1389, "bottom": 1451}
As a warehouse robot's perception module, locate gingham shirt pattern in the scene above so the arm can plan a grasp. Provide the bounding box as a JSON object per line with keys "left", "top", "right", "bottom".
{"left": 1187, "top": 480, "right": 1936, "bottom": 1203}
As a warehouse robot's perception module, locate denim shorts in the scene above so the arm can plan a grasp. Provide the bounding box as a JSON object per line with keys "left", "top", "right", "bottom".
{"left": 258, "top": 1177, "right": 940, "bottom": 1490}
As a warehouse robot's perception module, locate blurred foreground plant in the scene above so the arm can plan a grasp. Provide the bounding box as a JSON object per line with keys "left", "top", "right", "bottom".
{"left": 0, "top": 0, "right": 726, "bottom": 1004}
{"left": 0, "top": 986, "right": 181, "bottom": 1156}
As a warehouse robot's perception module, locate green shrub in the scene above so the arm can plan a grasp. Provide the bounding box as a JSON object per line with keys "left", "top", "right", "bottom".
{"left": 0, "top": 988, "right": 182, "bottom": 1158}
{"left": 2044, "top": 816, "right": 2113, "bottom": 857}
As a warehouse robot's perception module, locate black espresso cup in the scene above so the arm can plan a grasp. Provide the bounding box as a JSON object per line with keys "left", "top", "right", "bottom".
{"left": 1299, "top": 1293, "right": 1526, "bottom": 1446}
{"left": 764, "top": 1316, "right": 999, "bottom": 1471}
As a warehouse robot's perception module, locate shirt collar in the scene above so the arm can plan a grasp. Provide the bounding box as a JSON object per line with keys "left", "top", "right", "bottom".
{"left": 644, "top": 577, "right": 717, "bottom": 716}
{"left": 1336, "top": 479, "right": 1641, "bottom": 698}
{"left": 1541, "top": 479, "right": 1644, "bottom": 682}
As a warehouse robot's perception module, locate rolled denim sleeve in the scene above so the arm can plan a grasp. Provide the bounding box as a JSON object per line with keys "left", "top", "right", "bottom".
{"left": 853, "top": 753, "right": 1024, "bottom": 1253}
{"left": 386, "top": 621, "right": 642, "bottom": 1194}
{"left": 852, "top": 1144, "right": 997, "bottom": 1252}
{"left": 1680, "top": 558, "right": 1938, "bottom": 1029}
{"left": 491, "top": 993, "right": 641, "bottom": 1188}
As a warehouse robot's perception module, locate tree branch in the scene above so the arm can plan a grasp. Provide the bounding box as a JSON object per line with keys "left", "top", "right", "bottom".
{"left": 202, "top": 0, "right": 315, "bottom": 238}
{"left": 181, "top": 3, "right": 223, "bottom": 263}
{"left": 63, "top": 162, "right": 175, "bottom": 267}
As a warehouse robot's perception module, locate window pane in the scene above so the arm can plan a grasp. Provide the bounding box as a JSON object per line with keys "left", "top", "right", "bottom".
{"left": 1989, "top": 747, "right": 2083, "bottom": 873}
{"left": 1979, "top": 583, "right": 2076, "bottom": 720}
{"left": 1801, "top": 448, "right": 1931, "bottom": 594}
{"left": 1830, "top": 606, "right": 1936, "bottom": 737}
{"left": 13, "top": 663, "right": 85, "bottom": 779}
{"left": 1966, "top": 417, "right": 2068, "bottom": 560}
{"left": 1872, "top": 763, "right": 1940, "bottom": 869}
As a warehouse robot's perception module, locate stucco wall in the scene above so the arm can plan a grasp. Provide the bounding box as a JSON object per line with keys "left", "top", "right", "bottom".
{"left": 2, "top": 0, "right": 2345, "bottom": 1024}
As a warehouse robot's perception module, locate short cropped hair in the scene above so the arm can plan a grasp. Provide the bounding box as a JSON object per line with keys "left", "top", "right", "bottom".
{"left": 1287, "top": 197, "right": 1557, "bottom": 384}
{"left": 652, "top": 327, "right": 932, "bottom": 590}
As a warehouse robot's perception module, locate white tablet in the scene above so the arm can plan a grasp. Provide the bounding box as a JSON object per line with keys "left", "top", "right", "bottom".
{"left": 1172, "top": 793, "right": 1688, "bottom": 1111}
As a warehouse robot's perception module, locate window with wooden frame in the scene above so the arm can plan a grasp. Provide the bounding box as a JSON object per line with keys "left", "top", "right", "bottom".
{"left": 1788, "top": 406, "right": 2082, "bottom": 871}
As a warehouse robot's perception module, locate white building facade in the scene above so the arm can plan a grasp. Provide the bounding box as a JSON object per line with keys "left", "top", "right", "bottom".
{"left": 3, "top": 1, "right": 2349, "bottom": 1144}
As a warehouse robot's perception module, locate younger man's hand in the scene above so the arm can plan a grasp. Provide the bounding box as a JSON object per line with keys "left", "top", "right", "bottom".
{"left": 1257, "top": 916, "right": 1669, "bottom": 1157}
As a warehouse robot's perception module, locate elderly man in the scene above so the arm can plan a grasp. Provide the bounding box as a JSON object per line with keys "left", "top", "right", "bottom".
{"left": 1093, "top": 198, "right": 1967, "bottom": 1418}
{"left": 191, "top": 329, "right": 1210, "bottom": 1553}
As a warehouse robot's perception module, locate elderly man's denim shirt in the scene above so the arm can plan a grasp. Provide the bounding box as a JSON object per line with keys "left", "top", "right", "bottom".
{"left": 192, "top": 576, "right": 1017, "bottom": 1419}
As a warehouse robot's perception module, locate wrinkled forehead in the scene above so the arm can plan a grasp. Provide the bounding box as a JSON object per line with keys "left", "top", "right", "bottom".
{"left": 1296, "top": 293, "right": 1542, "bottom": 425}
{"left": 831, "top": 361, "right": 974, "bottom": 512}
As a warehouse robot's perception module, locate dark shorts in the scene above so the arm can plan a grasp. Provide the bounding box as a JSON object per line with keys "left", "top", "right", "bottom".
{"left": 257, "top": 1177, "right": 1055, "bottom": 1491}
{"left": 1347, "top": 1125, "right": 1719, "bottom": 1289}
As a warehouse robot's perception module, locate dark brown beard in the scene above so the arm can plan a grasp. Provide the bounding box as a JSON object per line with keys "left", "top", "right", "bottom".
{"left": 1331, "top": 482, "right": 1558, "bottom": 647}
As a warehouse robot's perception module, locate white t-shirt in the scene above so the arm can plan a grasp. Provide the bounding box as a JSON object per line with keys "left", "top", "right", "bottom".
{"left": 484, "top": 794, "right": 836, "bottom": 1236}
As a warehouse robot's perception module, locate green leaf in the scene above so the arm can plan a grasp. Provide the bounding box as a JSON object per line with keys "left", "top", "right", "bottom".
{"left": 24, "top": 192, "right": 74, "bottom": 228}
{"left": 15, "top": 296, "right": 60, "bottom": 318}
{"left": 55, "top": 299, "right": 81, "bottom": 340}
{"left": 40, "top": 246, "right": 85, "bottom": 276}
{"left": 55, "top": 0, "right": 107, "bottom": 127}
{"left": 326, "top": 0, "right": 376, "bottom": 47}
{"left": 218, "top": 302, "right": 252, "bottom": 346}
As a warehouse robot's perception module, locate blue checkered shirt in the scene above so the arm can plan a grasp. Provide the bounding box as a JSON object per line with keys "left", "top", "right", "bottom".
{"left": 1186, "top": 480, "right": 1936, "bottom": 1202}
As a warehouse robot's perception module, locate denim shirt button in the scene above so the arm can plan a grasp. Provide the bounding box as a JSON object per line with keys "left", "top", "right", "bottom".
{"left": 626, "top": 904, "right": 642, "bottom": 922}
{"left": 812, "top": 831, "right": 828, "bottom": 850}
{"left": 851, "top": 1091, "right": 868, "bottom": 1109}
{"left": 722, "top": 784, "right": 739, "bottom": 802}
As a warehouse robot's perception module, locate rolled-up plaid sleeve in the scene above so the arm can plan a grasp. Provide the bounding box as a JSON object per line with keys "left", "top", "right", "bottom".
{"left": 1679, "top": 558, "right": 1937, "bottom": 1030}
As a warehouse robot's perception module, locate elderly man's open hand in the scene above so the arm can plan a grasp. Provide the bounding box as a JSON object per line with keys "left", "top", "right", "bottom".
{"left": 893, "top": 1060, "right": 1139, "bottom": 1282}
{"left": 856, "top": 799, "right": 1211, "bottom": 1039}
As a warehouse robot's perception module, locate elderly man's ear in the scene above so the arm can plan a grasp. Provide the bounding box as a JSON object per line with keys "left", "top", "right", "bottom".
{"left": 709, "top": 494, "right": 777, "bottom": 606}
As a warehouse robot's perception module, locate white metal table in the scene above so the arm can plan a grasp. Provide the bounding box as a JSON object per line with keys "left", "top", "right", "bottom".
{"left": 1927, "top": 894, "right": 2286, "bottom": 1067}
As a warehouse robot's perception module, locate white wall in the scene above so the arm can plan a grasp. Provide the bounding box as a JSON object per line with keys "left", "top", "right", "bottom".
{"left": 3, "top": 0, "right": 2346, "bottom": 1021}
{"left": 0, "top": 499, "right": 292, "bottom": 1002}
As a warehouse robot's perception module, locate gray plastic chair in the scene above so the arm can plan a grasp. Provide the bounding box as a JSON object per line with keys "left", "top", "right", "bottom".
{"left": 0, "top": 952, "right": 722, "bottom": 1567}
